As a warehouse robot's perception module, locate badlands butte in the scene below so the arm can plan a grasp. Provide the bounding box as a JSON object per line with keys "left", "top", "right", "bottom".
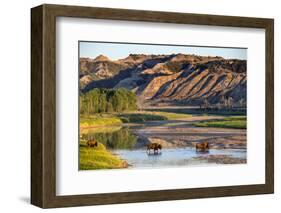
{"left": 80, "top": 53, "right": 246, "bottom": 107}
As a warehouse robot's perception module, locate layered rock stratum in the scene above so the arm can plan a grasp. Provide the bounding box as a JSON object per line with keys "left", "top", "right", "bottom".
{"left": 80, "top": 53, "right": 246, "bottom": 107}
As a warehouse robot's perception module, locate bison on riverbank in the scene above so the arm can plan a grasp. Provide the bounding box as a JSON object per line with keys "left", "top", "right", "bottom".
{"left": 87, "top": 139, "right": 98, "bottom": 148}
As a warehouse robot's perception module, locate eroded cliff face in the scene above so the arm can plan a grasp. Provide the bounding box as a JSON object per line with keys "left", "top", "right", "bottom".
{"left": 80, "top": 54, "right": 246, "bottom": 107}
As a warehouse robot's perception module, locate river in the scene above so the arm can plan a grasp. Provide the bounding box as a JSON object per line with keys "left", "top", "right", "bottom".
{"left": 81, "top": 116, "right": 247, "bottom": 169}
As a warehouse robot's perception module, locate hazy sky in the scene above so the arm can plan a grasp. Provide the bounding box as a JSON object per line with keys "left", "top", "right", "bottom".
{"left": 79, "top": 41, "right": 247, "bottom": 60}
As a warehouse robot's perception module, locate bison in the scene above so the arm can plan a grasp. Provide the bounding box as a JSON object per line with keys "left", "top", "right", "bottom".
{"left": 195, "top": 142, "right": 209, "bottom": 152}
{"left": 147, "top": 143, "right": 162, "bottom": 154}
{"left": 86, "top": 139, "right": 98, "bottom": 148}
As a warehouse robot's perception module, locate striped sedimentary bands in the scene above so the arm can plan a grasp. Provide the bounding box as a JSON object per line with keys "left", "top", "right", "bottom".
{"left": 80, "top": 54, "right": 246, "bottom": 106}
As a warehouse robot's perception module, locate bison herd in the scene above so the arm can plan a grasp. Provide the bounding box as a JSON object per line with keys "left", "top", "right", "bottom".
{"left": 146, "top": 141, "right": 210, "bottom": 155}
{"left": 86, "top": 139, "right": 210, "bottom": 154}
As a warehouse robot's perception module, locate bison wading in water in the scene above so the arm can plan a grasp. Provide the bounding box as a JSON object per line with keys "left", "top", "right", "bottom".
{"left": 196, "top": 142, "right": 209, "bottom": 152}
{"left": 147, "top": 143, "right": 162, "bottom": 154}
{"left": 87, "top": 139, "right": 98, "bottom": 148}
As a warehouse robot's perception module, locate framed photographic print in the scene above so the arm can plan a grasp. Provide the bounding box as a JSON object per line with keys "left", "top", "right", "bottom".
{"left": 31, "top": 4, "right": 274, "bottom": 208}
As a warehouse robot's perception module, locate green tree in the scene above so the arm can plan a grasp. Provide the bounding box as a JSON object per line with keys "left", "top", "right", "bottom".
{"left": 80, "top": 88, "right": 137, "bottom": 114}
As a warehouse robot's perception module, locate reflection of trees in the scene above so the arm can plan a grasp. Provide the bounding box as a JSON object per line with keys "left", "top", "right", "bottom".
{"left": 86, "top": 128, "right": 137, "bottom": 150}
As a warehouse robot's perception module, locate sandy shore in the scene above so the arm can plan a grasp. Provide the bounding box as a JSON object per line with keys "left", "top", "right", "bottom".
{"left": 132, "top": 115, "right": 246, "bottom": 150}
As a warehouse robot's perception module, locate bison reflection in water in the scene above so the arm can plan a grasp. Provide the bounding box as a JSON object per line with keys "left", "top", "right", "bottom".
{"left": 146, "top": 143, "right": 162, "bottom": 155}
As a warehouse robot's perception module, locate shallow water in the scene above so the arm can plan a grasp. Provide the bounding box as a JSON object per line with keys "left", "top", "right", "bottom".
{"left": 113, "top": 147, "right": 246, "bottom": 168}
{"left": 81, "top": 121, "right": 246, "bottom": 168}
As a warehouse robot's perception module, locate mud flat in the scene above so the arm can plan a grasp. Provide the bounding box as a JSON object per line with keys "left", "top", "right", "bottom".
{"left": 192, "top": 155, "right": 247, "bottom": 164}
{"left": 132, "top": 116, "right": 246, "bottom": 150}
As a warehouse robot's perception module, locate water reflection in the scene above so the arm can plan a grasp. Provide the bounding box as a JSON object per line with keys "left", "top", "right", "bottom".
{"left": 81, "top": 127, "right": 137, "bottom": 150}
{"left": 80, "top": 125, "right": 247, "bottom": 168}
{"left": 114, "top": 148, "right": 246, "bottom": 168}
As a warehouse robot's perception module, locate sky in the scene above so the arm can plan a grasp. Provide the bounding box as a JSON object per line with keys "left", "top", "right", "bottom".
{"left": 79, "top": 41, "right": 247, "bottom": 60}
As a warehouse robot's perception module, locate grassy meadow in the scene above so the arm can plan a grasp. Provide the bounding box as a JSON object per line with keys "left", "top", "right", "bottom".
{"left": 80, "top": 114, "right": 123, "bottom": 128}
{"left": 80, "top": 111, "right": 192, "bottom": 128}
{"left": 194, "top": 116, "right": 246, "bottom": 129}
{"left": 79, "top": 139, "right": 127, "bottom": 170}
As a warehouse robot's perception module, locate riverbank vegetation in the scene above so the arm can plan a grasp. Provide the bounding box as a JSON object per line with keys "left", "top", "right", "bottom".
{"left": 194, "top": 116, "right": 246, "bottom": 129}
{"left": 80, "top": 88, "right": 194, "bottom": 128}
{"left": 79, "top": 140, "right": 128, "bottom": 170}
{"left": 80, "top": 115, "right": 123, "bottom": 128}
{"left": 80, "top": 111, "right": 192, "bottom": 128}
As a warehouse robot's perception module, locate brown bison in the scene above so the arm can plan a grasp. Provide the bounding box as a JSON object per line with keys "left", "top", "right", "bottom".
{"left": 196, "top": 142, "right": 209, "bottom": 151}
{"left": 87, "top": 139, "right": 98, "bottom": 148}
{"left": 147, "top": 143, "right": 162, "bottom": 154}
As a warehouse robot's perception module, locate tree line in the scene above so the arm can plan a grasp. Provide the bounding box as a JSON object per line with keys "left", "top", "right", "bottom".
{"left": 200, "top": 96, "right": 246, "bottom": 110}
{"left": 80, "top": 88, "right": 137, "bottom": 114}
